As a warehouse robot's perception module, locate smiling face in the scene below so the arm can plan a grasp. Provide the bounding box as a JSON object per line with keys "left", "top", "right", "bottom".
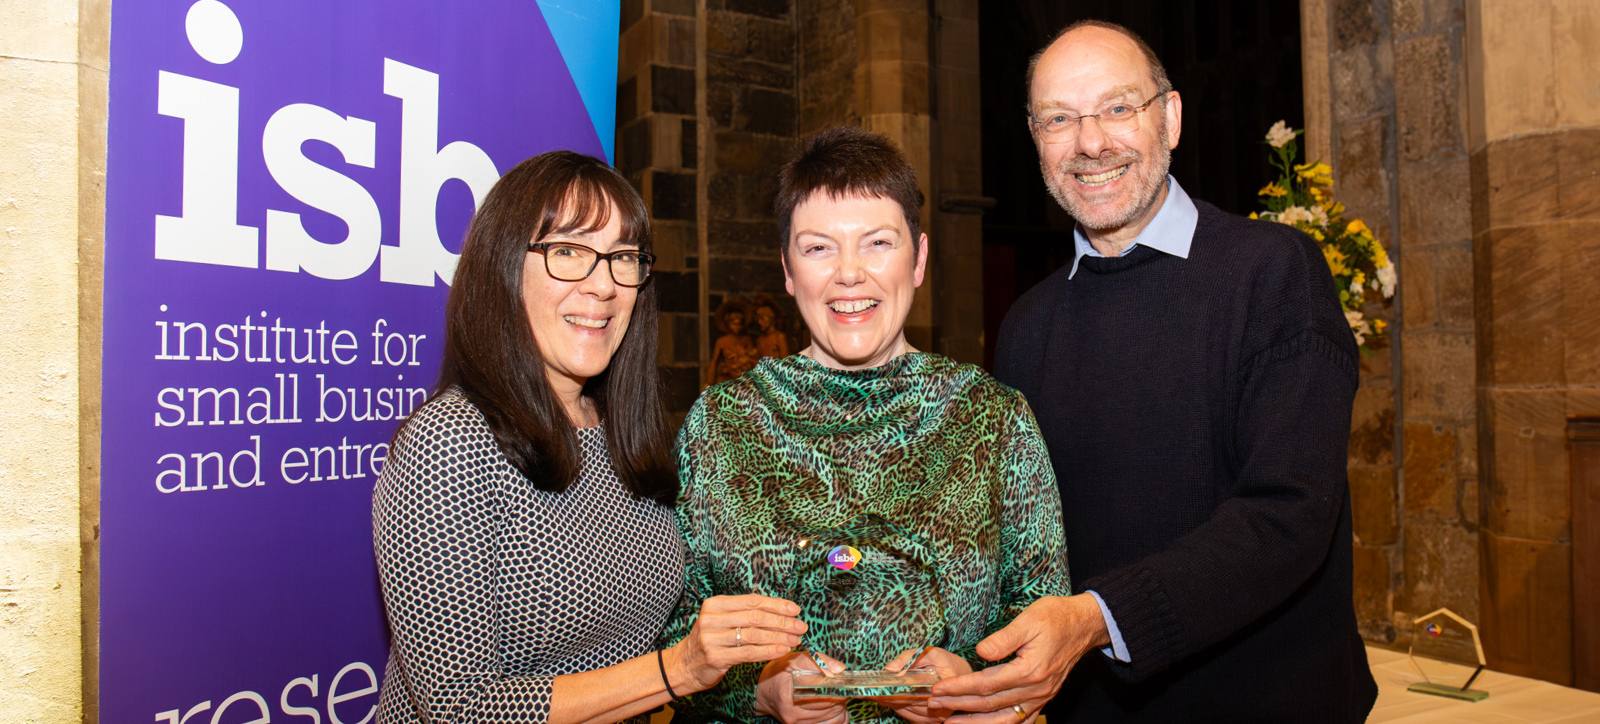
{"left": 783, "top": 192, "right": 928, "bottom": 370}
{"left": 522, "top": 200, "right": 637, "bottom": 392}
{"left": 1030, "top": 26, "right": 1181, "bottom": 239}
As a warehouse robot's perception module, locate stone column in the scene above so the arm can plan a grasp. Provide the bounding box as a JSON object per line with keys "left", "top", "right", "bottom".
{"left": 1390, "top": 0, "right": 1480, "bottom": 643}
{"left": 0, "top": 0, "right": 107, "bottom": 721}
{"left": 856, "top": 0, "right": 934, "bottom": 350}
{"left": 929, "top": 0, "right": 984, "bottom": 365}
{"left": 617, "top": 0, "right": 704, "bottom": 419}
{"left": 1318, "top": 0, "right": 1407, "bottom": 645}
{"left": 1467, "top": 0, "right": 1600, "bottom": 687}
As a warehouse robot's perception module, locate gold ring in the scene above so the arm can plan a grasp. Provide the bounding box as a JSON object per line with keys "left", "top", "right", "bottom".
{"left": 1013, "top": 705, "right": 1026, "bottom": 722}
{"left": 735, "top": 627, "right": 743, "bottom": 645}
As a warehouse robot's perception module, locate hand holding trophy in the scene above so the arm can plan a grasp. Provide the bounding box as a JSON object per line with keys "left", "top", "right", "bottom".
{"left": 781, "top": 513, "right": 954, "bottom": 700}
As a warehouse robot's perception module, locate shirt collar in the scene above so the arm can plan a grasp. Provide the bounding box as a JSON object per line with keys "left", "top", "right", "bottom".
{"left": 1068, "top": 176, "right": 1198, "bottom": 279}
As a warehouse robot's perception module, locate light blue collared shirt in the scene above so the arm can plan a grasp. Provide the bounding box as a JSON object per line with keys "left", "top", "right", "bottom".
{"left": 1076, "top": 176, "right": 1198, "bottom": 664}
{"left": 1067, "top": 175, "right": 1198, "bottom": 279}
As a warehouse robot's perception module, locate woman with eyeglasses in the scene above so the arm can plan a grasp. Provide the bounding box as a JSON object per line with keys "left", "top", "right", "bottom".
{"left": 372, "top": 150, "right": 805, "bottom": 724}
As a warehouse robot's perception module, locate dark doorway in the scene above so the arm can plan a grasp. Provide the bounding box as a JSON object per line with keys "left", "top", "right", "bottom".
{"left": 979, "top": 1, "right": 1304, "bottom": 369}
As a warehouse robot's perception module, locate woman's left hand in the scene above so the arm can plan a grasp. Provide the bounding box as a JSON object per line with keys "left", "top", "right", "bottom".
{"left": 877, "top": 647, "right": 973, "bottom": 724}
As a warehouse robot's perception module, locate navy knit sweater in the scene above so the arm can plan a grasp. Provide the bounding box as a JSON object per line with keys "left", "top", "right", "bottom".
{"left": 994, "top": 201, "right": 1378, "bottom": 722}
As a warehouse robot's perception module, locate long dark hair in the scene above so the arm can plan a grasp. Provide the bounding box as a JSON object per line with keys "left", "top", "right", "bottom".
{"left": 421, "top": 150, "right": 675, "bottom": 504}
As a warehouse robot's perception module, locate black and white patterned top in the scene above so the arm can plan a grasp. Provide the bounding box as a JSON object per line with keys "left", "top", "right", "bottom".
{"left": 372, "top": 389, "right": 684, "bottom": 724}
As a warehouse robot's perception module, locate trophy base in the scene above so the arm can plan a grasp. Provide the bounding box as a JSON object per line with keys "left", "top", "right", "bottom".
{"left": 1407, "top": 682, "right": 1489, "bottom": 702}
{"left": 792, "top": 668, "right": 939, "bottom": 698}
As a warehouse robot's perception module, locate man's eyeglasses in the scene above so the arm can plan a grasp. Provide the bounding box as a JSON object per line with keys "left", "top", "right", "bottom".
{"left": 527, "top": 242, "right": 655, "bottom": 287}
{"left": 1028, "top": 92, "right": 1167, "bottom": 144}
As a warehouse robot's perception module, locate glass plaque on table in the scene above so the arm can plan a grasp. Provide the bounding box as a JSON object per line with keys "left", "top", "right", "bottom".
{"left": 783, "top": 512, "right": 949, "bottom": 699}
{"left": 1407, "top": 608, "right": 1489, "bottom": 702}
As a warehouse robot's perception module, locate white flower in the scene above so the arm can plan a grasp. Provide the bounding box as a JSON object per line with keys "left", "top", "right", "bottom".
{"left": 1311, "top": 205, "right": 1329, "bottom": 227}
{"left": 1277, "top": 205, "right": 1314, "bottom": 226}
{"left": 1375, "top": 263, "right": 1397, "bottom": 298}
{"left": 1351, "top": 279, "right": 1365, "bottom": 297}
{"left": 1345, "top": 310, "right": 1370, "bottom": 346}
{"left": 1266, "top": 120, "right": 1296, "bottom": 148}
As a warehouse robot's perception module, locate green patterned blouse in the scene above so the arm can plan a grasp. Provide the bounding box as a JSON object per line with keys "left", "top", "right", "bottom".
{"left": 660, "top": 353, "right": 1071, "bottom": 724}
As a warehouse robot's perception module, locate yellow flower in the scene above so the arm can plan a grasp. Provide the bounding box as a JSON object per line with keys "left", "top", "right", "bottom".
{"left": 1310, "top": 229, "right": 1325, "bottom": 241}
{"left": 1258, "top": 182, "right": 1289, "bottom": 198}
{"left": 1371, "top": 242, "right": 1390, "bottom": 268}
{"left": 1323, "top": 247, "right": 1348, "bottom": 276}
{"left": 1310, "top": 186, "right": 1324, "bottom": 199}
{"left": 1352, "top": 270, "right": 1366, "bottom": 288}
{"left": 1323, "top": 200, "right": 1345, "bottom": 217}
{"left": 1249, "top": 211, "right": 1259, "bottom": 219}
{"left": 1373, "top": 319, "right": 1387, "bottom": 334}
{"left": 1295, "top": 161, "right": 1334, "bottom": 186}
{"left": 1346, "top": 219, "right": 1370, "bottom": 237}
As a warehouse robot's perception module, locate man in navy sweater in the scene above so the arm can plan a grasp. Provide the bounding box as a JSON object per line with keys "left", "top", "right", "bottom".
{"left": 930, "top": 19, "right": 1378, "bottom": 723}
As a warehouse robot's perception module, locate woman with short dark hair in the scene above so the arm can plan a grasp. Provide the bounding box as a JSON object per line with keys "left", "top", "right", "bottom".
{"left": 661, "top": 128, "right": 1071, "bottom": 724}
{"left": 372, "top": 150, "right": 805, "bottom": 724}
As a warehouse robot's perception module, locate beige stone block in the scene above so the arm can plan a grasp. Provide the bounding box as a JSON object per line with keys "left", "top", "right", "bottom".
{"left": 1302, "top": 0, "right": 1334, "bottom": 165}
{"left": 1331, "top": 45, "right": 1390, "bottom": 123}
{"left": 1351, "top": 383, "right": 1397, "bottom": 466}
{"left": 1337, "top": 116, "right": 1391, "bottom": 216}
{"left": 0, "top": 0, "right": 78, "bottom": 63}
{"left": 856, "top": 59, "right": 929, "bottom": 117}
{"left": 1400, "top": 518, "right": 1479, "bottom": 620}
{"left": 1471, "top": 135, "right": 1561, "bottom": 231}
{"left": 1485, "top": 388, "right": 1571, "bottom": 541}
{"left": 1404, "top": 421, "right": 1461, "bottom": 519}
{"left": 617, "top": 16, "right": 653, "bottom": 79}
{"left": 1564, "top": 221, "right": 1600, "bottom": 384}
{"left": 1352, "top": 542, "right": 1394, "bottom": 640}
{"left": 1484, "top": 223, "right": 1565, "bottom": 386}
{"left": 1351, "top": 464, "right": 1399, "bottom": 546}
{"left": 1399, "top": 156, "right": 1470, "bottom": 248}
{"left": 1394, "top": 33, "right": 1462, "bottom": 162}
{"left": 856, "top": 4, "right": 928, "bottom": 63}
{"left": 1556, "top": 129, "right": 1600, "bottom": 221}
{"left": 1552, "top": 0, "right": 1600, "bottom": 131}
{"left": 1392, "top": 0, "right": 1426, "bottom": 36}
{"left": 1402, "top": 330, "right": 1476, "bottom": 421}
{"left": 0, "top": 533, "right": 83, "bottom": 722}
{"left": 1470, "top": 0, "right": 1558, "bottom": 146}
{"left": 1436, "top": 240, "right": 1475, "bottom": 328}
{"left": 0, "top": 60, "right": 82, "bottom": 513}
{"left": 79, "top": 0, "right": 111, "bottom": 71}
{"left": 1480, "top": 530, "right": 1573, "bottom": 685}
{"left": 1401, "top": 245, "right": 1438, "bottom": 329}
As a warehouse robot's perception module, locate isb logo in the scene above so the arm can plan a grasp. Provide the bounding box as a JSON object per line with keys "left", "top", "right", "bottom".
{"left": 156, "top": 0, "right": 500, "bottom": 286}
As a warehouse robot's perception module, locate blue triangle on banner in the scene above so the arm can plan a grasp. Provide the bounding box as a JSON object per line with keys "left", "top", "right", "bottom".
{"left": 535, "top": 0, "right": 621, "bottom": 163}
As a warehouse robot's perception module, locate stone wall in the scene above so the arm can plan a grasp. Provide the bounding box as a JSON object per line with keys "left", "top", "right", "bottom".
{"left": 1467, "top": 0, "right": 1600, "bottom": 687}
{"left": 1306, "top": 0, "right": 1599, "bottom": 688}
{"left": 626, "top": 0, "right": 985, "bottom": 419}
{"left": 0, "top": 0, "right": 107, "bottom": 721}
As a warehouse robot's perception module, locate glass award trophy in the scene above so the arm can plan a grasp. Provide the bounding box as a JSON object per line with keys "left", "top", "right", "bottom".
{"left": 783, "top": 512, "right": 948, "bottom": 699}
{"left": 1407, "top": 608, "right": 1489, "bottom": 702}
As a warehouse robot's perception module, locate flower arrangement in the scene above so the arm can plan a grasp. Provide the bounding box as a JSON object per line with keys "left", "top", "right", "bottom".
{"left": 1253, "top": 121, "right": 1395, "bottom": 351}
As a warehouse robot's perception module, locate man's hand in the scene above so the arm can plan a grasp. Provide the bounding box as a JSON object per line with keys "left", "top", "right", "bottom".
{"left": 878, "top": 646, "right": 974, "bottom": 724}
{"left": 928, "top": 594, "right": 1110, "bottom": 724}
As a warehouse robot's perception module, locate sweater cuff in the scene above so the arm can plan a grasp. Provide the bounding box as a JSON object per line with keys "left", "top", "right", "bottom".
{"left": 1084, "top": 566, "right": 1185, "bottom": 683}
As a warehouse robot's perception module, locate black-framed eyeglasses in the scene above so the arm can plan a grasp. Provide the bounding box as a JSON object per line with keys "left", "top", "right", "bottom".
{"left": 528, "top": 242, "right": 655, "bottom": 287}
{"left": 1028, "top": 92, "right": 1167, "bottom": 144}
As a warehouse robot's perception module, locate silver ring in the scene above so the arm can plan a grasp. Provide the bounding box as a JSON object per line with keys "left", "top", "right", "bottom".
{"left": 1013, "top": 705, "right": 1026, "bottom": 722}
{"left": 735, "top": 627, "right": 743, "bottom": 645}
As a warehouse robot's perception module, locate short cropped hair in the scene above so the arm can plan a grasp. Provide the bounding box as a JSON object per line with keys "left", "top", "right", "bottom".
{"left": 774, "top": 126, "right": 924, "bottom": 257}
{"left": 1026, "top": 19, "right": 1173, "bottom": 109}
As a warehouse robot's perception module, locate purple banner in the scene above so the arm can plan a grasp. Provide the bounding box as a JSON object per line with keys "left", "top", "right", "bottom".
{"left": 101, "top": 1, "right": 617, "bottom": 721}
